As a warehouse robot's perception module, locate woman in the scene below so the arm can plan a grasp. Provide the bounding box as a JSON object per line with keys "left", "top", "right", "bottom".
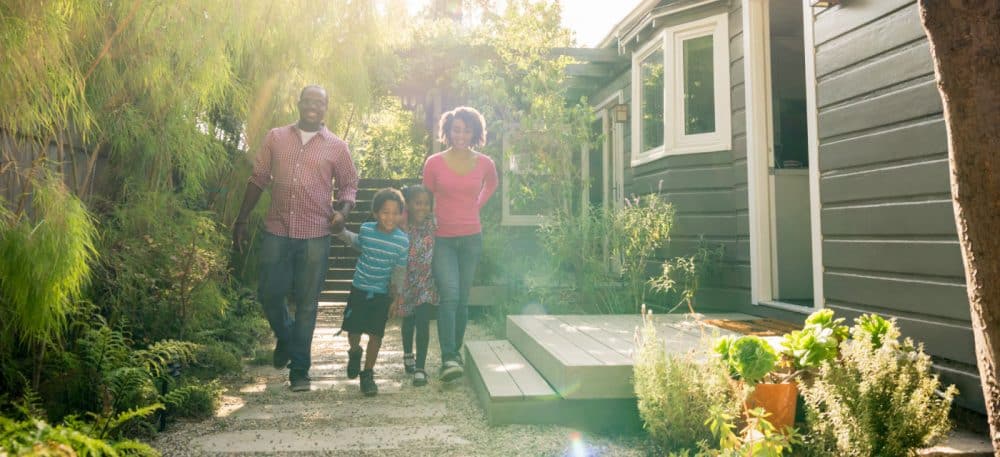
{"left": 422, "top": 106, "right": 498, "bottom": 382}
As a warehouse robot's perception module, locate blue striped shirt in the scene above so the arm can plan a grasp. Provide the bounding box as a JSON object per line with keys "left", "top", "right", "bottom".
{"left": 352, "top": 222, "right": 409, "bottom": 295}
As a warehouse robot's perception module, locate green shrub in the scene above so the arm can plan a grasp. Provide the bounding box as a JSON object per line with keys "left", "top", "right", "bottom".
{"left": 162, "top": 381, "right": 222, "bottom": 419}
{"left": 187, "top": 342, "right": 242, "bottom": 379}
{"left": 799, "top": 314, "right": 957, "bottom": 457}
{"left": 634, "top": 316, "right": 741, "bottom": 451}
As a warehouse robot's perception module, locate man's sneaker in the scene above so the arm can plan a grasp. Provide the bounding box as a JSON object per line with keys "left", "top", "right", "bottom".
{"left": 412, "top": 369, "right": 428, "bottom": 387}
{"left": 403, "top": 353, "right": 416, "bottom": 374}
{"left": 439, "top": 360, "right": 463, "bottom": 382}
{"left": 454, "top": 351, "right": 464, "bottom": 366}
{"left": 347, "top": 347, "right": 363, "bottom": 379}
{"left": 272, "top": 340, "right": 290, "bottom": 369}
{"left": 290, "top": 373, "right": 311, "bottom": 392}
{"left": 359, "top": 370, "right": 378, "bottom": 396}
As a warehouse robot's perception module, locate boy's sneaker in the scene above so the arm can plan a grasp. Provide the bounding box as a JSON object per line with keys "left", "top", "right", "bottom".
{"left": 289, "top": 372, "right": 311, "bottom": 392}
{"left": 403, "top": 353, "right": 416, "bottom": 374}
{"left": 347, "top": 348, "right": 363, "bottom": 379}
{"left": 439, "top": 360, "right": 463, "bottom": 382}
{"left": 454, "top": 351, "right": 464, "bottom": 366}
{"left": 412, "top": 369, "right": 428, "bottom": 387}
{"left": 359, "top": 370, "right": 378, "bottom": 396}
{"left": 272, "top": 340, "right": 290, "bottom": 369}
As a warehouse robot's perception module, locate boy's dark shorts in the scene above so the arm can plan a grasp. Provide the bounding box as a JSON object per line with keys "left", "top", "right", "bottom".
{"left": 341, "top": 286, "right": 391, "bottom": 337}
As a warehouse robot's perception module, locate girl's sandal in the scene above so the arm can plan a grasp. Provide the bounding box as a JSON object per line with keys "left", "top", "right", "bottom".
{"left": 412, "top": 369, "right": 428, "bottom": 387}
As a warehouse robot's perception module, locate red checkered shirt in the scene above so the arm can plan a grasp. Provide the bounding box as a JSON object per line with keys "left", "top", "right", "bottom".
{"left": 249, "top": 124, "right": 358, "bottom": 239}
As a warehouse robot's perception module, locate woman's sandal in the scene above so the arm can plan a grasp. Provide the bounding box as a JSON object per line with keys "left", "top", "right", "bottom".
{"left": 412, "top": 369, "right": 428, "bottom": 387}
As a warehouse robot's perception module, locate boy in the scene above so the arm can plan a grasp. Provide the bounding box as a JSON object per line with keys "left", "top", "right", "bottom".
{"left": 330, "top": 188, "right": 409, "bottom": 396}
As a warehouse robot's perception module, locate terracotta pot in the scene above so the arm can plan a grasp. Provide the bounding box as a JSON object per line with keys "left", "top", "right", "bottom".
{"left": 746, "top": 382, "right": 797, "bottom": 431}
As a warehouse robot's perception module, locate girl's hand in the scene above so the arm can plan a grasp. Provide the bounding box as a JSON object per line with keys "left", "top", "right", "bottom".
{"left": 391, "top": 295, "right": 404, "bottom": 317}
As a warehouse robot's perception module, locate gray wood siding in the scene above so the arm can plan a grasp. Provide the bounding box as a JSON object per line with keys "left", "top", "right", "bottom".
{"left": 610, "top": 2, "right": 752, "bottom": 313}
{"left": 814, "top": 2, "right": 981, "bottom": 410}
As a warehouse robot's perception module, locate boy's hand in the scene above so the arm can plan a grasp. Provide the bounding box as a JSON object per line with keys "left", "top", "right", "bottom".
{"left": 329, "top": 211, "right": 346, "bottom": 233}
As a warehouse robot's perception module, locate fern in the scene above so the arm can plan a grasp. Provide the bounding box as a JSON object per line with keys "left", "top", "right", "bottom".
{"left": 135, "top": 340, "right": 199, "bottom": 378}
{"left": 160, "top": 382, "right": 221, "bottom": 419}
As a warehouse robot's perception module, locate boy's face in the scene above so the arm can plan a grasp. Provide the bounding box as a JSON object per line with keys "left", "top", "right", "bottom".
{"left": 374, "top": 200, "right": 401, "bottom": 232}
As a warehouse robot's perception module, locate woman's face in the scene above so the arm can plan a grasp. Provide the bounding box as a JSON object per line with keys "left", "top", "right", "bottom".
{"left": 408, "top": 192, "right": 432, "bottom": 224}
{"left": 449, "top": 118, "right": 474, "bottom": 150}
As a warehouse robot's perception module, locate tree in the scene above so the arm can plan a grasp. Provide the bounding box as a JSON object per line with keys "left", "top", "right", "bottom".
{"left": 918, "top": 1, "right": 1000, "bottom": 453}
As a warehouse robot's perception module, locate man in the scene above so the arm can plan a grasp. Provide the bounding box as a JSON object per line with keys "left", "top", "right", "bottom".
{"left": 233, "top": 85, "right": 358, "bottom": 392}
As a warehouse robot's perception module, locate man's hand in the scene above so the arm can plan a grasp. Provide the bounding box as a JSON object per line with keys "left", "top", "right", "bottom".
{"left": 233, "top": 221, "right": 249, "bottom": 253}
{"left": 329, "top": 210, "right": 346, "bottom": 233}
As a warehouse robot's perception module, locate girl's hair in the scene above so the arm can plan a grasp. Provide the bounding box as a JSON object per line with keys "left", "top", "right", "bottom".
{"left": 372, "top": 187, "right": 405, "bottom": 214}
{"left": 402, "top": 184, "right": 433, "bottom": 207}
{"left": 438, "top": 106, "right": 487, "bottom": 147}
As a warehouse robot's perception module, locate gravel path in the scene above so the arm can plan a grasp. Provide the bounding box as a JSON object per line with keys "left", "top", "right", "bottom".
{"left": 152, "top": 305, "right": 655, "bottom": 456}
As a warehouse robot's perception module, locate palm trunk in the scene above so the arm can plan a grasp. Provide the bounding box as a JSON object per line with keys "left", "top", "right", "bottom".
{"left": 918, "top": 1, "right": 1000, "bottom": 453}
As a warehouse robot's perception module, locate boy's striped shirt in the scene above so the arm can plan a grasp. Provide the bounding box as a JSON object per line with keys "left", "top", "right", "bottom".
{"left": 352, "top": 222, "right": 409, "bottom": 295}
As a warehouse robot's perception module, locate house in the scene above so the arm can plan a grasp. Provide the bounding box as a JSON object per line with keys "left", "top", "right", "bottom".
{"left": 568, "top": 0, "right": 981, "bottom": 412}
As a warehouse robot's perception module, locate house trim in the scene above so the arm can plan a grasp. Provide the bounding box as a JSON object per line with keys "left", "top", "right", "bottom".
{"left": 742, "top": 0, "right": 823, "bottom": 313}
{"left": 501, "top": 129, "right": 545, "bottom": 226}
{"left": 592, "top": 91, "right": 625, "bottom": 212}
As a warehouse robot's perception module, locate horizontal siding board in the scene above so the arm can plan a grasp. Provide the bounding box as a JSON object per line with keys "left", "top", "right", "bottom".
{"left": 819, "top": 118, "right": 947, "bottom": 171}
{"left": 827, "top": 303, "right": 975, "bottom": 366}
{"left": 629, "top": 166, "right": 734, "bottom": 194}
{"left": 673, "top": 215, "right": 736, "bottom": 237}
{"left": 818, "top": 41, "right": 933, "bottom": 107}
{"left": 815, "top": 4, "right": 924, "bottom": 77}
{"left": 731, "top": 57, "right": 744, "bottom": 87}
{"left": 731, "top": 134, "right": 746, "bottom": 160}
{"left": 818, "top": 79, "right": 941, "bottom": 140}
{"left": 820, "top": 159, "right": 949, "bottom": 204}
{"left": 661, "top": 190, "right": 734, "bottom": 213}
{"left": 732, "top": 108, "right": 746, "bottom": 137}
{"left": 823, "top": 240, "right": 964, "bottom": 278}
{"left": 634, "top": 151, "right": 733, "bottom": 175}
{"left": 814, "top": 0, "right": 914, "bottom": 47}
{"left": 731, "top": 83, "right": 745, "bottom": 111}
{"left": 825, "top": 273, "right": 969, "bottom": 322}
{"left": 694, "top": 287, "right": 751, "bottom": 312}
{"left": 822, "top": 200, "right": 956, "bottom": 236}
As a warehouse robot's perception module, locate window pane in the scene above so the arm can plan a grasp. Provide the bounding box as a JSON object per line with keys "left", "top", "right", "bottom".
{"left": 683, "top": 35, "right": 715, "bottom": 135}
{"left": 640, "top": 50, "right": 664, "bottom": 151}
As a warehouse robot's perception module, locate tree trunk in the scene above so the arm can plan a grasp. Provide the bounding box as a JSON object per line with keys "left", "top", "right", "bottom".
{"left": 919, "top": 1, "right": 1000, "bottom": 453}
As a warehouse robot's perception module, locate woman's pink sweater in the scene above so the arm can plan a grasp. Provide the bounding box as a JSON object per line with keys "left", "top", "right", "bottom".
{"left": 422, "top": 152, "right": 499, "bottom": 237}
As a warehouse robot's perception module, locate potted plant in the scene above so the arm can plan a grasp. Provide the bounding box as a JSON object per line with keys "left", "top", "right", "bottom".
{"left": 714, "top": 334, "right": 797, "bottom": 431}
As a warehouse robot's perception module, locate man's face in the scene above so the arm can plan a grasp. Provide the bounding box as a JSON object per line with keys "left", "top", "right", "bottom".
{"left": 298, "top": 87, "right": 328, "bottom": 126}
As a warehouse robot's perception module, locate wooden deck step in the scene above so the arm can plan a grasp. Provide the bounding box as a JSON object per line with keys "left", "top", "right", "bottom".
{"left": 506, "top": 313, "right": 759, "bottom": 400}
{"left": 464, "top": 339, "right": 642, "bottom": 432}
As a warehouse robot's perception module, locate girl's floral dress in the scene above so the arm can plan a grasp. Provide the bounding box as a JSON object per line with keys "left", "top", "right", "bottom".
{"left": 401, "top": 217, "right": 437, "bottom": 316}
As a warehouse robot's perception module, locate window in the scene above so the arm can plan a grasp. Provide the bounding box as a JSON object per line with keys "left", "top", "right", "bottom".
{"left": 631, "top": 13, "right": 731, "bottom": 166}
{"left": 501, "top": 130, "right": 547, "bottom": 225}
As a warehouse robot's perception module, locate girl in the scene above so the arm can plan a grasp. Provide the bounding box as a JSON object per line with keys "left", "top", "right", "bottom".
{"left": 399, "top": 185, "right": 437, "bottom": 386}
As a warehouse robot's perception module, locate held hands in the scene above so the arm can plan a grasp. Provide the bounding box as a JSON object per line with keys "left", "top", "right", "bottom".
{"left": 329, "top": 210, "right": 346, "bottom": 233}
{"left": 390, "top": 295, "right": 404, "bottom": 317}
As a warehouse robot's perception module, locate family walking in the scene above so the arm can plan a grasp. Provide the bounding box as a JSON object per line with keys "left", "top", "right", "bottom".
{"left": 234, "top": 85, "right": 498, "bottom": 394}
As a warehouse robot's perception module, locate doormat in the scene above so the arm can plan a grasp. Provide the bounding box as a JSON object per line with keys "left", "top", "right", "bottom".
{"left": 702, "top": 318, "right": 801, "bottom": 337}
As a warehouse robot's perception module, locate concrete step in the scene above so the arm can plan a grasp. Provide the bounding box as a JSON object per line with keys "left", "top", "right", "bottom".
{"left": 319, "top": 290, "right": 350, "bottom": 302}
{"left": 327, "top": 268, "right": 355, "bottom": 280}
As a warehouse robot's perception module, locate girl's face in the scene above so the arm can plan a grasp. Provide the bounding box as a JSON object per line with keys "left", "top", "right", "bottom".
{"left": 408, "top": 192, "right": 432, "bottom": 224}
{"left": 449, "top": 118, "right": 474, "bottom": 151}
{"left": 374, "top": 200, "right": 401, "bottom": 233}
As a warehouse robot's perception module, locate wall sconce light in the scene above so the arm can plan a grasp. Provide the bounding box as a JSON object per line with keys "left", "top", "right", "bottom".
{"left": 612, "top": 103, "right": 629, "bottom": 123}
{"left": 809, "top": 0, "right": 839, "bottom": 7}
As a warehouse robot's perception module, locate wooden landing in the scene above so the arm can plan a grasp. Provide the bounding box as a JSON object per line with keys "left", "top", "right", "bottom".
{"left": 505, "top": 313, "right": 758, "bottom": 400}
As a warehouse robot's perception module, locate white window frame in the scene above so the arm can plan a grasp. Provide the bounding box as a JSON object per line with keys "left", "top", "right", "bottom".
{"left": 630, "top": 33, "right": 667, "bottom": 165}
{"left": 631, "top": 13, "right": 731, "bottom": 166}
{"left": 500, "top": 129, "right": 545, "bottom": 226}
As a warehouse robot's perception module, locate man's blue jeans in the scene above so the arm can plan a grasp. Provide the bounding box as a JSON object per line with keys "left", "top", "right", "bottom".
{"left": 433, "top": 233, "right": 482, "bottom": 362}
{"left": 258, "top": 232, "right": 330, "bottom": 374}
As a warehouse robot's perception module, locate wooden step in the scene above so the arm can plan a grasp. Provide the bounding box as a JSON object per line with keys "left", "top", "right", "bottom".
{"left": 464, "top": 340, "right": 643, "bottom": 432}
{"left": 319, "top": 290, "right": 350, "bottom": 302}
{"left": 323, "top": 278, "right": 353, "bottom": 290}
{"left": 464, "top": 340, "right": 557, "bottom": 425}
{"left": 327, "top": 268, "right": 355, "bottom": 280}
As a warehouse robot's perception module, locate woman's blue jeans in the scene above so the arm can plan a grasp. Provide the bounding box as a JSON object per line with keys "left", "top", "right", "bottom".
{"left": 257, "top": 232, "right": 330, "bottom": 375}
{"left": 432, "top": 233, "right": 482, "bottom": 362}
